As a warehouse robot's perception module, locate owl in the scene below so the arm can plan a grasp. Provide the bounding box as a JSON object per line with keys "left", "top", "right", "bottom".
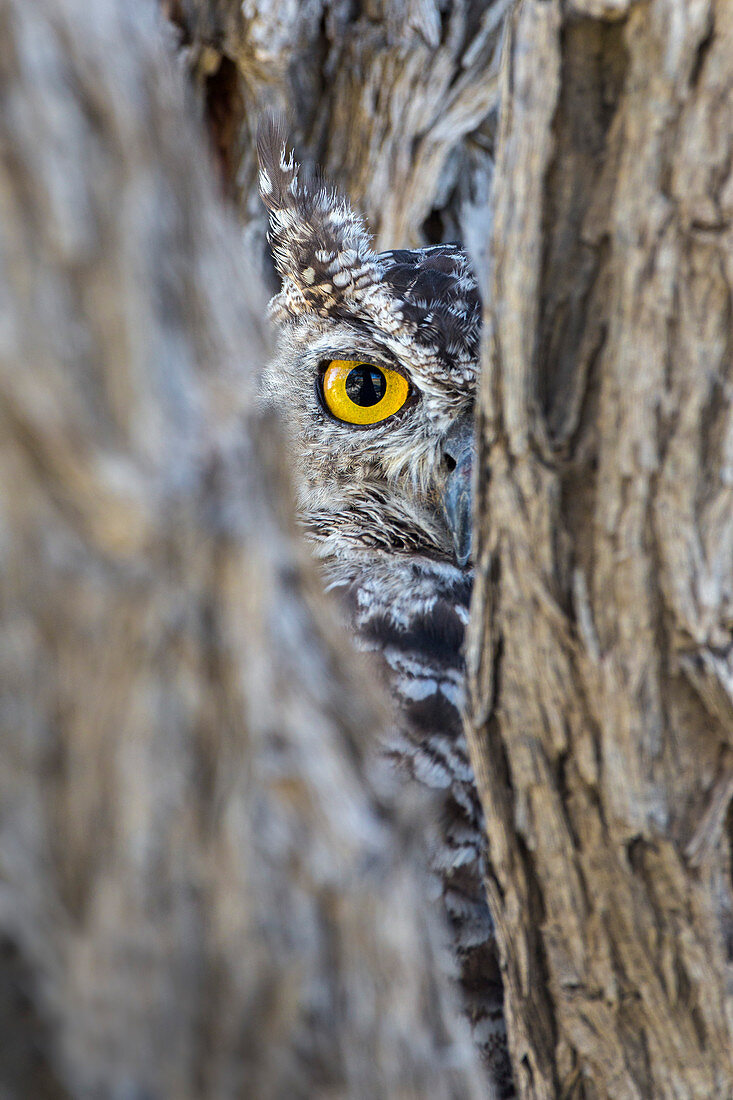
{"left": 257, "top": 120, "right": 512, "bottom": 1098}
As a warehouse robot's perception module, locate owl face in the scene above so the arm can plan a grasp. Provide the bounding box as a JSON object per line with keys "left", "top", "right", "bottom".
{"left": 258, "top": 122, "right": 480, "bottom": 571}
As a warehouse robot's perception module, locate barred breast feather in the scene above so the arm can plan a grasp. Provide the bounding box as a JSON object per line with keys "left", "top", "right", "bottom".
{"left": 335, "top": 557, "right": 513, "bottom": 1098}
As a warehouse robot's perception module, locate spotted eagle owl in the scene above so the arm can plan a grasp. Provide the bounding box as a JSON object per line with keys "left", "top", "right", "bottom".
{"left": 257, "top": 121, "right": 511, "bottom": 1097}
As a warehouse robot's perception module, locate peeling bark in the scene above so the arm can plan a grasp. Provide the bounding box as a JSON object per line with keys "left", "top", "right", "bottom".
{"left": 168, "top": 0, "right": 507, "bottom": 281}
{"left": 466, "top": 2, "right": 733, "bottom": 1097}
{"left": 4, "top": 0, "right": 731, "bottom": 1096}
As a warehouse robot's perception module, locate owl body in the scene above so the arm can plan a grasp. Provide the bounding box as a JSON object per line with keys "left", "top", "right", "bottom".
{"left": 258, "top": 123, "right": 511, "bottom": 1097}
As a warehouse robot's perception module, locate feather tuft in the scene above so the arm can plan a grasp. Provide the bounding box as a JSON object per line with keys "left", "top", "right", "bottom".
{"left": 256, "top": 116, "right": 380, "bottom": 317}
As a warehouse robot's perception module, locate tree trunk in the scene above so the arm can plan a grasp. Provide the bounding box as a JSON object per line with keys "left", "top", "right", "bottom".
{"left": 168, "top": 0, "right": 508, "bottom": 277}
{"left": 4, "top": 0, "right": 733, "bottom": 1098}
{"left": 0, "top": 1, "right": 484, "bottom": 1096}
{"left": 466, "top": 2, "right": 733, "bottom": 1097}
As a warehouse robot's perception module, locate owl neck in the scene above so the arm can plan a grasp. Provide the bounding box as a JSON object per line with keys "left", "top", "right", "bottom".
{"left": 314, "top": 540, "right": 471, "bottom": 603}
{"left": 300, "top": 488, "right": 456, "bottom": 570}
{"left": 315, "top": 544, "right": 474, "bottom": 704}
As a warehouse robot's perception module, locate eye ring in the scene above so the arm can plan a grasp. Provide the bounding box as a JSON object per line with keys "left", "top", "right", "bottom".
{"left": 319, "top": 360, "right": 412, "bottom": 426}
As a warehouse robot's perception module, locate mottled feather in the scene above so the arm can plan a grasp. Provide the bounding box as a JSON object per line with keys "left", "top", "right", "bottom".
{"left": 258, "top": 126, "right": 513, "bottom": 1098}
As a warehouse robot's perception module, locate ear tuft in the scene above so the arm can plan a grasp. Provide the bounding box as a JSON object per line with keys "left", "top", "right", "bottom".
{"left": 256, "top": 115, "right": 296, "bottom": 214}
{"left": 256, "top": 116, "right": 381, "bottom": 318}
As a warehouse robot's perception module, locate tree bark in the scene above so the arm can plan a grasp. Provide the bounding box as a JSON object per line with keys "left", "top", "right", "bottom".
{"left": 167, "top": 0, "right": 508, "bottom": 278}
{"left": 466, "top": 2, "right": 733, "bottom": 1097}
{"left": 0, "top": 1, "right": 484, "bottom": 1096}
{"left": 5, "top": 0, "right": 733, "bottom": 1097}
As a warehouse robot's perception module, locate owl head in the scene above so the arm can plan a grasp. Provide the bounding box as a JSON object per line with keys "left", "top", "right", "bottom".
{"left": 257, "top": 120, "right": 480, "bottom": 577}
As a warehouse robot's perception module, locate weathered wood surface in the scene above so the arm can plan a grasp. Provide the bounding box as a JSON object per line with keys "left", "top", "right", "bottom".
{"left": 170, "top": 0, "right": 509, "bottom": 274}
{"left": 4, "top": 0, "right": 731, "bottom": 1096}
{"left": 0, "top": 0, "right": 485, "bottom": 1096}
{"left": 466, "top": 2, "right": 733, "bottom": 1097}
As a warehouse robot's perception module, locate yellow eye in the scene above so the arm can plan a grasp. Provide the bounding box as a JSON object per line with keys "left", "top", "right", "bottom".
{"left": 321, "top": 360, "right": 410, "bottom": 425}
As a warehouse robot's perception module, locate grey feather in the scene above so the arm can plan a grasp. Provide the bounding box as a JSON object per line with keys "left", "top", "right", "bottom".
{"left": 258, "top": 130, "right": 513, "bottom": 1098}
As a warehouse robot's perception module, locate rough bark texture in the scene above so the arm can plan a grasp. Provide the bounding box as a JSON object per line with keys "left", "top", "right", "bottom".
{"left": 167, "top": 0, "right": 508, "bottom": 278}
{"left": 0, "top": 1, "right": 486, "bottom": 1096}
{"left": 5, "top": 0, "right": 732, "bottom": 1096}
{"left": 466, "top": 2, "right": 733, "bottom": 1097}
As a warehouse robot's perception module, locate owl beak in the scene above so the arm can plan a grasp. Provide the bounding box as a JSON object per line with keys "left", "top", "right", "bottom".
{"left": 441, "top": 417, "right": 474, "bottom": 568}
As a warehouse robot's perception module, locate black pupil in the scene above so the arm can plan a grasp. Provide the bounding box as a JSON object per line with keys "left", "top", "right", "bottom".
{"left": 345, "top": 365, "right": 386, "bottom": 407}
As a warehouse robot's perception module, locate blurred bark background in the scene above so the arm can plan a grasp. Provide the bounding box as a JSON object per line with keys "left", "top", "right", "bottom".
{"left": 1, "top": 1, "right": 732, "bottom": 1100}
{"left": 0, "top": 0, "right": 492, "bottom": 1097}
